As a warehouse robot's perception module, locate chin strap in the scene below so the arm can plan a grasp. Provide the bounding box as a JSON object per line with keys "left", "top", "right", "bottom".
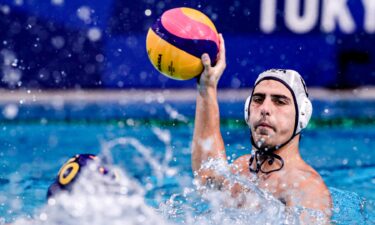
{"left": 249, "top": 149, "right": 284, "bottom": 174}
{"left": 248, "top": 132, "right": 298, "bottom": 175}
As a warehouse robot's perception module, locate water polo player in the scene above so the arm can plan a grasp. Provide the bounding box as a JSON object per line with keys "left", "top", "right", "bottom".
{"left": 191, "top": 34, "right": 332, "bottom": 223}
{"left": 47, "top": 154, "right": 110, "bottom": 198}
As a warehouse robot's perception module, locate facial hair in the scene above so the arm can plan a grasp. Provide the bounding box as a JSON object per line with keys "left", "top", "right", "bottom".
{"left": 252, "top": 119, "right": 276, "bottom": 149}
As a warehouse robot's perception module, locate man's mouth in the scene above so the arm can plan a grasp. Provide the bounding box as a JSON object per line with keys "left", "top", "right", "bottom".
{"left": 256, "top": 122, "right": 275, "bottom": 131}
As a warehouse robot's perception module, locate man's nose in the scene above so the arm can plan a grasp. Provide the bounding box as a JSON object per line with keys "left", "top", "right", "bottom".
{"left": 260, "top": 98, "right": 272, "bottom": 116}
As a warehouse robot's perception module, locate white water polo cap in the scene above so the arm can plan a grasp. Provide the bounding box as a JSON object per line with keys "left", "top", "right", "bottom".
{"left": 244, "top": 69, "right": 313, "bottom": 135}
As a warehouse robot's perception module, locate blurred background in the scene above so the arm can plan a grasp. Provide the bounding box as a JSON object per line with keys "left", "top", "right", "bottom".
{"left": 0, "top": 0, "right": 374, "bottom": 89}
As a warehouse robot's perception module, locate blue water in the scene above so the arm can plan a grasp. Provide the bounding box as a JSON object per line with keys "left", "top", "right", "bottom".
{"left": 0, "top": 99, "right": 374, "bottom": 224}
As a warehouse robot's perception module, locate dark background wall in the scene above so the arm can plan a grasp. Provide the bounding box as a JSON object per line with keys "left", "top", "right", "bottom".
{"left": 0, "top": 0, "right": 374, "bottom": 89}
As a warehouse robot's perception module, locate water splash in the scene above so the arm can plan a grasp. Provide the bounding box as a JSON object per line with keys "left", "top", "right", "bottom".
{"left": 100, "top": 137, "right": 168, "bottom": 184}
{"left": 5, "top": 135, "right": 370, "bottom": 225}
{"left": 164, "top": 104, "right": 189, "bottom": 123}
{"left": 151, "top": 127, "right": 177, "bottom": 177}
{"left": 10, "top": 161, "right": 171, "bottom": 225}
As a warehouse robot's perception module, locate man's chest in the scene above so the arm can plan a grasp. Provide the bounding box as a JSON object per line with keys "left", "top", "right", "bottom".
{"left": 257, "top": 175, "right": 290, "bottom": 203}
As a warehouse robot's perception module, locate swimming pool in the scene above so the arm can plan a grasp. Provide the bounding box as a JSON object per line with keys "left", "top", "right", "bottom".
{"left": 0, "top": 90, "right": 374, "bottom": 224}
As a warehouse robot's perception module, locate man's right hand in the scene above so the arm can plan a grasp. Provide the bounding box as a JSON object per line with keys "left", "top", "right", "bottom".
{"left": 192, "top": 33, "right": 227, "bottom": 177}
{"left": 197, "top": 34, "right": 226, "bottom": 93}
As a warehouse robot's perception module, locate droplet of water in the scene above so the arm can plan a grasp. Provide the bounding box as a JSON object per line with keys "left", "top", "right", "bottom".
{"left": 95, "top": 54, "right": 104, "bottom": 62}
{"left": 87, "top": 27, "right": 102, "bottom": 42}
{"left": 145, "top": 9, "right": 152, "bottom": 16}
{"left": 2, "top": 67, "right": 22, "bottom": 86}
{"left": 51, "top": 36, "right": 65, "bottom": 49}
{"left": 11, "top": 59, "right": 18, "bottom": 67}
{"left": 14, "top": 0, "right": 23, "bottom": 6}
{"left": 51, "top": 0, "right": 64, "bottom": 6}
{"left": 39, "top": 212, "right": 48, "bottom": 221}
{"left": 2, "top": 104, "right": 18, "bottom": 120}
{"left": 77, "top": 6, "right": 92, "bottom": 23}
{"left": 126, "top": 118, "right": 135, "bottom": 126}
{"left": 1, "top": 49, "right": 16, "bottom": 66}
{"left": 0, "top": 5, "right": 10, "bottom": 14}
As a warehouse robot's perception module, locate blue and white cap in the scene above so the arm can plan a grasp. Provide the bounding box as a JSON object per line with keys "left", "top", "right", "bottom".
{"left": 244, "top": 69, "right": 312, "bottom": 136}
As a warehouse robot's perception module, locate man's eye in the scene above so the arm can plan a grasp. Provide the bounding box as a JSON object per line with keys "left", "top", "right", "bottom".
{"left": 275, "top": 99, "right": 287, "bottom": 105}
{"left": 252, "top": 97, "right": 263, "bottom": 103}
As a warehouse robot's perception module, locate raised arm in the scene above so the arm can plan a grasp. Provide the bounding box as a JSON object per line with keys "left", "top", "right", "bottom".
{"left": 192, "top": 34, "right": 227, "bottom": 180}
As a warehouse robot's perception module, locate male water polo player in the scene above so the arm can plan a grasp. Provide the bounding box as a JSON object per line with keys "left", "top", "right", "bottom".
{"left": 4, "top": 155, "right": 111, "bottom": 225}
{"left": 47, "top": 154, "right": 110, "bottom": 198}
{"left": 191, "top": 34, "right": 332, "bottom": 223}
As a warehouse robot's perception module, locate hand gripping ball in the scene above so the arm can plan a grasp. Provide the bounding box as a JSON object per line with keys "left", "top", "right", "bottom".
{"left": 146, "top": 7, "right": 220, "bottom": 80}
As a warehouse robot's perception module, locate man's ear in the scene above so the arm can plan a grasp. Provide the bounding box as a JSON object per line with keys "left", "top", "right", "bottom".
{"left": 244, "top": 95, "right": 251, "bottom": 126}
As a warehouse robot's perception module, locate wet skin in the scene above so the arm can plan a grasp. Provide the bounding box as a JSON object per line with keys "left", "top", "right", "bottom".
{"left": 191, "top": 34, "right": 332, "bottom": 224}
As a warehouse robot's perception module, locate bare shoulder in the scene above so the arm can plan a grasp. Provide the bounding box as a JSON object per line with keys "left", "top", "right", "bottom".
{"left": 284, "top": 164, "right": 332, "bottom": 217}
{"left": 231, "top": 154, "right": 252, "bottom": 177}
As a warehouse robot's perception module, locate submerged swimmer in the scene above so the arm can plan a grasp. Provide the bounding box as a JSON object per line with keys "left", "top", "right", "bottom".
{"left": 192, "top": 34, "right": 332, "bottom": 223}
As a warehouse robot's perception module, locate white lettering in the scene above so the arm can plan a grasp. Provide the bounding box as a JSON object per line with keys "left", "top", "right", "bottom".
{"left": 285, "top": 0, "right": 319, "bottom": 33}
{"left": 260, "top": 0, "right": 277, "bottom": 33}
{"left": 321, "top": 0, "right": 356, "bottom": 33}
{"left": 362, "top": 0, "right": 375, "bottom": 33}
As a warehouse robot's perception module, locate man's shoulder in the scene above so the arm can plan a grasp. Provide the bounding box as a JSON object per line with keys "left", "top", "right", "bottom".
{"left": 282, "top": 164, "right": 333, "bottom": 217}
{"left": 285, "top": 163, "right": 325, "bottom": 187}
{"left": 231, "top": 154, "right": 252, "bottom": 176}
{"left": 283, "top": 163, "right": 331, "bottom": 203}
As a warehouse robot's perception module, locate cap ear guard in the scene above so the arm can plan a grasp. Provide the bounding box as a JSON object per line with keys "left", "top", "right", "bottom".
{"left": 296, "top": 94, "right": 312, "bottom": 133}
{"left": 244, "top": 95, "right": 251, "bottom": 126}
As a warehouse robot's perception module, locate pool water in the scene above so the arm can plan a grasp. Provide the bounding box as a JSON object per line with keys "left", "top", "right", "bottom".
{"left": 0, "top": 97, "right": 374, "bottom": 224}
